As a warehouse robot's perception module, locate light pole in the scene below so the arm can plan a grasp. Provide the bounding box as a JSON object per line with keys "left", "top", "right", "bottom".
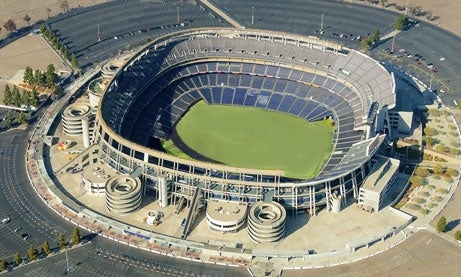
{"left": 429, "top": 71, "right": 433, "bottom": 90}
{"left": 405, "top": 0, "right": 410, "bottom": 15}
{"left": 97, "top": 24, "right": 101, "bottom": 42}
{"left": 176, "top": 6, "right": 180, "bottom": 24}
{"left": 320, "top": 13, "right": 324, "bottom": 31}
{"left": 391, "top": 36, "right": 395, "bottom": 53}
{"left": 65, "top": 247, "right": 70, "bottom": 272}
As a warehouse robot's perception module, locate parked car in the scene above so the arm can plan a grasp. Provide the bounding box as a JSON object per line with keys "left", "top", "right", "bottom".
{"left": 2, "top": 218, "right": 10, "bottom": 224}
{"left": 13, "top": 227, "right": 22, "bottom": 233}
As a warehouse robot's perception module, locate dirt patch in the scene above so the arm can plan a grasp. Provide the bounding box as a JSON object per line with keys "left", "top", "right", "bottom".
{"left": 0, "top": 34, "right": 69, "bottom": 99}
{"left": 351, "top": 0, "right": 461, "bottom": 36}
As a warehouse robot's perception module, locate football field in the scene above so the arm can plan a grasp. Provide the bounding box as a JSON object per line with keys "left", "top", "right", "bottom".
{"left": 170, "top": 101, "right": 334, "bottom": 179}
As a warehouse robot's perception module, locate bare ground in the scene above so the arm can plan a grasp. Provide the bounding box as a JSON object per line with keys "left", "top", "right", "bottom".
{"left": 352, "top": 0, "right": 461, "bottom": 36}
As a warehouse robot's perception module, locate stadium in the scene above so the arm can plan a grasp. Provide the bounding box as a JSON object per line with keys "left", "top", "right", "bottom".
{"left": 94, "top": 27, "right": 396, "bottom": 214}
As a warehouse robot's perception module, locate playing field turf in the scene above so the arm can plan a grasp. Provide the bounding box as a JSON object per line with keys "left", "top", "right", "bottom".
{"left": 171, "top": 101, "right": 334, "bottom": 179}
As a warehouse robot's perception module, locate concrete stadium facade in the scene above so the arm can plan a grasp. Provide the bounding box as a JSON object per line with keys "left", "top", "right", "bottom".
{"left": 93, "top": 28, "right": 396, "bottom": 214}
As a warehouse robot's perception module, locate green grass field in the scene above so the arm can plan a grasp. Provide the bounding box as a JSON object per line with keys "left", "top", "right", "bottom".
{"left": 167, "top": 101, "right": 334, "bottom": 179}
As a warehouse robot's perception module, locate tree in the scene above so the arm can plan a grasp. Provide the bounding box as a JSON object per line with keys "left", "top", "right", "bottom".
{"left": 34, "top": 69, "right": 44, "bottom": 86}
{"left": 0, "top": 258, "right": 6, "bottom": 272}
{"left": 23, "top": 14, "right": 31, "bottom": 25}
{"left": 12, "top": 85, "right": 21, "bottom": 107}
{"left": 58, "top": 233, "right": 67, "bottom": 249}
{"left": 62, "top": 47, "right": 70, "bottom": 60}
{"left": 18, "top": 112, "right": 27, "bottom": 125}
{"left": 372, "top": 29, "right": 380, "bottom": 44}
{"left": 71, "top": 53, "right": 79, "bottom": 68}
{"left": 28, "top": 245, "right": 38, "bottom": 261}
{"left": 5, "top": 111, "right": 13, "bottom": 129}
{"left": 31, "top": 87, "right": 39, "bottom": 107}
{"left": 13, "top": 252, "right": 22, "bottom": 266}
{"left": 45, "top": 64, "right": 56, "bottom": 87}
{"left": 23, "top": 66, "right": 34, "bottom": 84}
{"left": 360, "top": 37, "right": 373, "bottom": 51}
{"left": 21, "top": 90, "right": 29, "bottom": 106}
{"left": 436, "top": 216, "right": 447, "bottom": 233}
{"left": 42, "top": 240, "right": 51, "bottom": 255}
{"left": 53, "top": 85, "right": 64, "bottom": 99}
{"left": 394, "top": 14, "right": 409, "bottom": 30}
{"left": 60, "top": 0, "right": 69, "bottom": 13}
{"left": 3, "top": 19, "right": 17, "bottom": 33}
{"left": 455, "top": 230, "right": 461, "bottom": 241}
{"left": 3, "top": 84, "right": 12, "bottom": 106}
{"left": 71, "top": 227, "right": 81, "bottom": 246}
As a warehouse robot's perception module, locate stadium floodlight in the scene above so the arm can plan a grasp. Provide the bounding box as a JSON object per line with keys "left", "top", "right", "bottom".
{"left": 177, "top": 6, "right": 180, "bottom": 24}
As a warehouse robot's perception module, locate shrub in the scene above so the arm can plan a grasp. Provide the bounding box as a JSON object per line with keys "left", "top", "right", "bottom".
{"left": 423, "top": 153, "right": 433, "bottom": 161}
{"left": 413, "top": 197, "right": 427, "bottom": 204}
{"left": 437, "top": 188, "right": 448, "bottom": 194}
{"left": 424, "top": 126, "right": 438, "bottom": 136}
{"left": 427, "top": 202, "right": 438, "bottom": 209}
{"left": 435, "top": 144, "right": 449, "bottom": 153}
{"left": 410, "top": 176, "right": 425, "bottom": 187}
{"left": 407, "top": 203, "right": 421, "bottom": 210}
{"left": 419, "top": 208, "right": 430, "bottom": 215}
{"left": 432, "top": 196, "right": 443, "bottom": 202}
{"left": 436, "top": 216, "right": 447, "bottom": 233}
{"left": 415, "top": 167, "right": 429, "bottom": 177}
{"left": 449, "top": 131, "right": 458, "bottom": 137}
{"left": 446, "top": 168, "right": 459, "bottom": 177}
{"left": 431, "top": 164, "right": 444, "bottom": 175}
{"left": 455, "top": 230, "right": 461, "bottom": 241}
{"left": 434, "top": 156, "right": 447, "bottom": 162}
{"left": 449, "top": 148, "right": 459, "bottom": 155}
{"left": 418, "top": 191, "right": 430, "bottom": 197}
{"left": 427, "top": 184, "right": 436, "bottom": 190}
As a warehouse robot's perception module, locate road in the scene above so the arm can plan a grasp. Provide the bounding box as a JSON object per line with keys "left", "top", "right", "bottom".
{"left": 0, "top": 124, "right": 247, "bottom": 276}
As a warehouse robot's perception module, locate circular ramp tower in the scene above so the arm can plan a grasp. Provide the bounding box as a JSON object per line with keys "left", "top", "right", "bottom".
{"left": 62, "top": 103, "right": 92, "bottom": 136}
{"left": 105, "top": 175, "right": 142, "bottom": 214}
{"left": 247, "top": 201, "right": 287, "bottom": 243}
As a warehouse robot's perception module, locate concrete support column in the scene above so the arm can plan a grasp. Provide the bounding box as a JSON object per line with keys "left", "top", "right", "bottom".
{"left": 82, "top": 116, "right": 90, "bottom": 148}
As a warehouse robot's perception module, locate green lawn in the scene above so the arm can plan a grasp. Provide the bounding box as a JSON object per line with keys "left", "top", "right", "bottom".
{"left": 170, "top": 101, "right": 334, "bottom": 179}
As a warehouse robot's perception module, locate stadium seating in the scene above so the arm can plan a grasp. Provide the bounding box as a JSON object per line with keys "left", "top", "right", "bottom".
{"left": 100, "top": 28, "right": 394, "bottom": 189}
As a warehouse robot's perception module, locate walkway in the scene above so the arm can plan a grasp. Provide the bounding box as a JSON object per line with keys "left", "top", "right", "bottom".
{"left": 198, "top": 0, "right": 245, "bottom": 29}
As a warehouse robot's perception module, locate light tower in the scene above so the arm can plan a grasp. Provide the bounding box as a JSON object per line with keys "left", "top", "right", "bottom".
{"left": 320, "top": 13, "right": 324, "bottom": 31}
{"left": 97, "top": 24, "right": 101, "bottom": 42}
{"left": 176, "top": 6, "right": 180, "bottom": 23}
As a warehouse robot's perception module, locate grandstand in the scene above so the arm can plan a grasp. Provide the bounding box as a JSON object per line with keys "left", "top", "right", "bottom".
{"left": 95, "top": 28, "right": 395, "bottom": 213}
